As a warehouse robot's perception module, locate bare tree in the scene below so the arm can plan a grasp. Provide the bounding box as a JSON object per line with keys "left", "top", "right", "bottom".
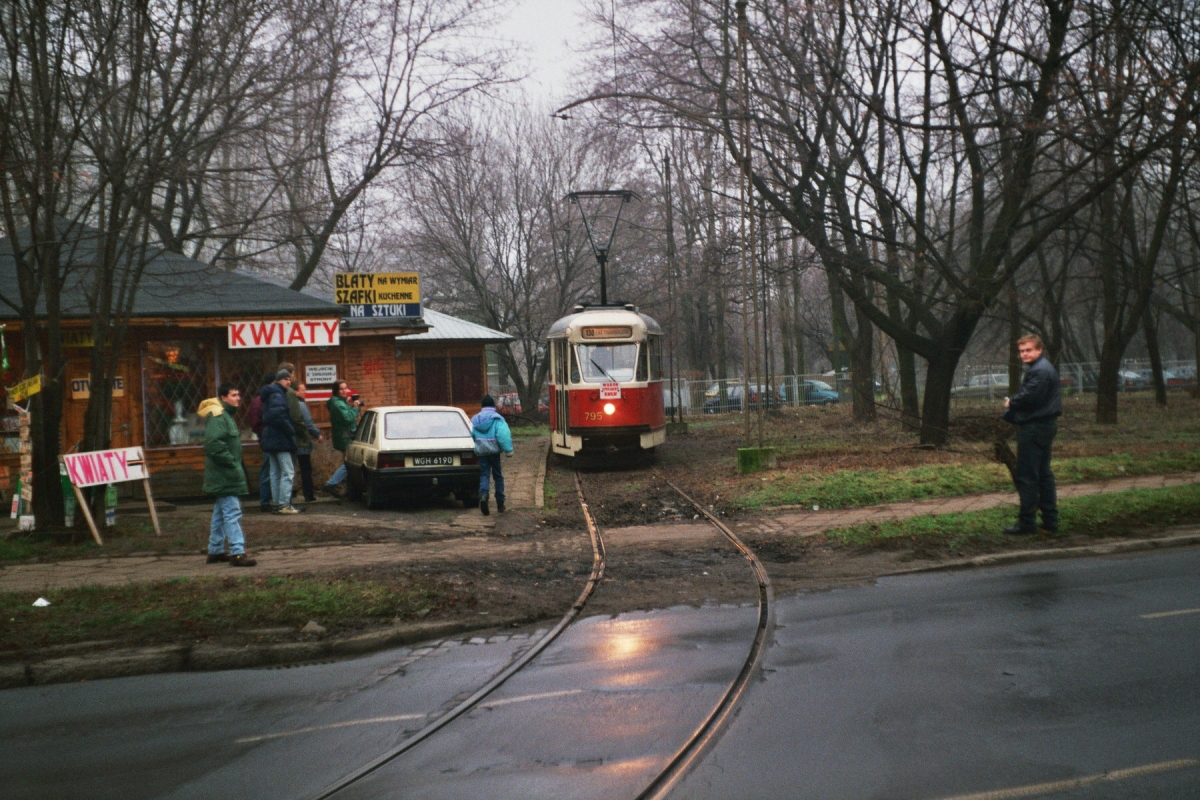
{"left": 404, "top": 107, "right": 638, "bottom": 412}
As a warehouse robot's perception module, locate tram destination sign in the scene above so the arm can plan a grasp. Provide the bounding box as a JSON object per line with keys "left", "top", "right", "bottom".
{"left": 336, "top": 272, "right": 421, "bottom": 318}
{"left": 581, "top": 326, "right": 632, "bottom": 339}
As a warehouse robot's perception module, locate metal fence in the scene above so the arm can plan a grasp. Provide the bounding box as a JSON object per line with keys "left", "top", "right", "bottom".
{"left": 492, "top": 358, "right": 1196, "bottom": 420}
{"left": 951, "top": 359, "right": 1197, "bottom": 404}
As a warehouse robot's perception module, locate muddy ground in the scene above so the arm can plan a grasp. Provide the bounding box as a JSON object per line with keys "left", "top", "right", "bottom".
{"left": 6, "top": 398, "right": 1200, "bottom": 663}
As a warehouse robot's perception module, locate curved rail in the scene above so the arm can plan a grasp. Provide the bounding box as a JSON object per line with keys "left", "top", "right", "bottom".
{"left": 305, "top": 472, "right": 606, "bottom": 800}
{"left": 635, "top": 473, "right": 775, "bottom": 800}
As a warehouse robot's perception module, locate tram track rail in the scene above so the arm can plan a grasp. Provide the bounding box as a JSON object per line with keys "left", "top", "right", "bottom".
{"left": 634, "top": 472, "right": 776, "bottom": 799}
{"left": 305, "top": 472, "right": 605, "bottom": 800}
{"left": 306, "top": 467, "right": 772, "bottom": 800}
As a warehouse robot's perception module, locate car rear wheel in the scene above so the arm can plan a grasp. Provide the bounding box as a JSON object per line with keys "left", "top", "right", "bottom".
{"left": 362, "top": 472, "right": 384, "bottom": 510}
{"left": 458, "top": 488, "right": 479, "bottom": 508}
{"left": 346, "top": 466, "right": 363, "bottom": 501}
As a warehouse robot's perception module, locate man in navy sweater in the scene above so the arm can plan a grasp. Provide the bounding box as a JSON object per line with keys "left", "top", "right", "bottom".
{"left": 1003, "top": 334, "right": 1062, "bottom": 535}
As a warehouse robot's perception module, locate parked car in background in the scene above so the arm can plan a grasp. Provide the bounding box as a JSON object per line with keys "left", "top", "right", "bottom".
{"left": 495, "top": 392, "right": 522, "bottom": 417}
{"left": 1164, "top": 366, "right": 1197, "bottom": 387}
{"left": 1118, "top": 369, "right": 1151, "bottom": 389}
{"left": 344, "top": 406, "right": 480, "bottom": 510}
{"left": 702, "top": 383, "right": 779, "bottom": 413}
{"left": 800, "top": 379, "right": 839, "bottom": 405}
{"left": 951, "top": 373, "right": 1010, "bottom": 398}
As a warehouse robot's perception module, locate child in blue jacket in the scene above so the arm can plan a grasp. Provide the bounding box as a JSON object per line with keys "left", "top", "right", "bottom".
{"left": 471, "top": 395, "right": 513, "bottom": 515}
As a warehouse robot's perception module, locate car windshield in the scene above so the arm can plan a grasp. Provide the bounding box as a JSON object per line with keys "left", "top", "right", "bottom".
{"left": 577, "top": 343, "right": 638, "bottom": 382}
{"left": 384, "top": 411, "right": 469, "bottom": 440}
{"left": 808, "top": 380, "right": 833, "bottom": 391}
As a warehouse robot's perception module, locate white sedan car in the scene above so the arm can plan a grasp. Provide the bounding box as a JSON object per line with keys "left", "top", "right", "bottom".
{"left": 344, "top": 405, "right": 481, "bottom": 509}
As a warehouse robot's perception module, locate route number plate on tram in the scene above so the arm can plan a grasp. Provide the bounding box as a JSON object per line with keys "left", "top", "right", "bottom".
{"left": 410, "top": 455, "right": 455, "bottom": 467}
{"left": 601, "top": 382, "right": 621, "bottom": 400}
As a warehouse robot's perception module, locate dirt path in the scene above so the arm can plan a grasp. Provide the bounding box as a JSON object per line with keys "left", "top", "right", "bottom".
{"left": 5, "top": 470, "right": 1196, "bottom": 595}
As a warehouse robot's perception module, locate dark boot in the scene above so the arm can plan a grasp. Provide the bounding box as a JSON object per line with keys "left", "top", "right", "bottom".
{"left": 496, "top": 498, "right": 505, "bottom": 513}
{"left": 1004, "top": 523, "right": 1037, "bottom": 536}
{"left": 480, "top": 497, "right": 489, "bottom": 516}
{"left": 229, "top": 554, "right": 258, "bottom": 567}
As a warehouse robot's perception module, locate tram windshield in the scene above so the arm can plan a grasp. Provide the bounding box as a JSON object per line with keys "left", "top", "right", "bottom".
{"left": 577, "top": 343, "right": 638, "bottom": 383}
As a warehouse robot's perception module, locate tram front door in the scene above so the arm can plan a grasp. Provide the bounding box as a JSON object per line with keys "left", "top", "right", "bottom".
{"left": 553, "top": 341, "right": 570, "bottom": 452}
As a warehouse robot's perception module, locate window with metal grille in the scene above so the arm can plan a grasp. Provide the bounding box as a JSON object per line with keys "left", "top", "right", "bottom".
{"left": 218, "top": 348, "right": 279, "bottom": 439}
{"left": 142, "top": 340, "right": 213, "bottom": 448}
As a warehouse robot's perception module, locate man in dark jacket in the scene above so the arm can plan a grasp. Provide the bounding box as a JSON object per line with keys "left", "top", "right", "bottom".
{"left": 1003, "top": 334, "right": 1062, "bottom": 534}
{"left": 260, "top": 369, "right": 299, "bottom": 514}
{"left": 248, "top": 372, "right": 275, "bottom": 512}
{"left": 201, "top": 383, "right": 255, "bottom": 566}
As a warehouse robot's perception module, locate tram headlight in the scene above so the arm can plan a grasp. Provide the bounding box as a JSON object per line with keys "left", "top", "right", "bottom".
{"left": 603, "top": 402, "right": 616, "bottom": 415}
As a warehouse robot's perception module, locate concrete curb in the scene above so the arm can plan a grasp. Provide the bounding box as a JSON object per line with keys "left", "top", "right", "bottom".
{"left": 535, "top": 439, "right": 548, "bottom": 509}
{"left": 0, "top": 617, "right": 527, "bottom": 691}
{"left": 883, "top": 530, "right": 1200, "bottom": 577}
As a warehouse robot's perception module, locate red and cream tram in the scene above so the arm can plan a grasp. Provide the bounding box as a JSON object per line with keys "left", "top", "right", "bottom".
{"left": 547, "top": 304, "right": 666, "bottom": 457}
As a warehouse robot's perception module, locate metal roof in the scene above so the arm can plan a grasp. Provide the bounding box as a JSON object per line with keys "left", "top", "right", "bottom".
{"left": 395, "top": 308, "right": 512, "bottom": 343}
{"left": 0, "top": 224, "right": 342, "bottom": 320}
{"left": 547, "top": 306, "right": 662, "bottom": 338}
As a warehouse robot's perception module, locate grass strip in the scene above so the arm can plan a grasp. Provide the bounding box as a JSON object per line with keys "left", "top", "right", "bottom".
{"left": 738, "top": 449, "right": 1200, "bottom": 510}
{"left": 825, "top": 483, "right": 1200, "bottom": 551}
{"left": 0, "top": 574, "right": 450, "bottom": 652}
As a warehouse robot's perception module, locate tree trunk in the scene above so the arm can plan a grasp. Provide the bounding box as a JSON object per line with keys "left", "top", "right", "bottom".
{"left": 897, "top": 345, "right": 920, "bottom": 430}
{"left": 1143, "top": 309, "right": 1167, "bottom": 406}
{"left": 28, "top": 329, "right": 66, "bottom": 529}
{"left": 1095, "top": 342, "right": 1122, "bottom": 424}
{"left": 919, "top": 352, "right": 960, "bottom": 446}
{"left": 849, "top": 304, "right": 876, "bottom": 422}
{"left": 1008, "top": 283, "right": 1022, "bottom": 396}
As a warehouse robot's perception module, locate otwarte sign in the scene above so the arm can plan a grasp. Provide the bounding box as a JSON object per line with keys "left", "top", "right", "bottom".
{"left": 62, "top": 446, "right": 148, "bottom": 488}
{"left": 71, "top": 376, "right": 125, "bottom": 399}
{"left": 336, "top": 272, "right": 421, "bottom": 318}
{"left": 228, "top": 320, "right": 340, "bottom": 349}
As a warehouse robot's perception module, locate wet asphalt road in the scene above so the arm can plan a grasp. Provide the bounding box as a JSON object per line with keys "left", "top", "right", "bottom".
{"left": 677, "top": 548, "right": 1200, "bottom": 799}
{"left": 2, "top": 549, "right": 1198, "bottom": 799}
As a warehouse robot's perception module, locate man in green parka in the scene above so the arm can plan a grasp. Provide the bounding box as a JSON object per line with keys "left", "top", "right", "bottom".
{"left": 200, "top": 383, "right": 256, "bottom": 566}
{"left": 323, "top": 379, "right": 362, "bottom": 494}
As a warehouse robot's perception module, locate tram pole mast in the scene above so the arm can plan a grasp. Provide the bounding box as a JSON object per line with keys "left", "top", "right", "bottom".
{"left": 664, "top": 152, "right": 680, "bottom": 424}
{"left": 736, "top": 0, "right": 754, "bottom": 446}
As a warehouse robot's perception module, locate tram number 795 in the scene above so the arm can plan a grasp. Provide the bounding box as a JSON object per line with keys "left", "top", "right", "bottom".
{"left": 584, "top": 412, "right": 605, "bottom": 421}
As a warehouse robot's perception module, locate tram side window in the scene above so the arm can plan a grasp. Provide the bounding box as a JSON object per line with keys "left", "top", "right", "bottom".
{"left": 578, "top": 343, "right": 637, "bottom": 383}
{"left": 636, "top": 342, "right": 649, "bottom": 382}
{"left": 569, "top": 343, "right": 581, "bottom": 384}
{"left": 649, "top": 337, "right": 663, "bottom": 380}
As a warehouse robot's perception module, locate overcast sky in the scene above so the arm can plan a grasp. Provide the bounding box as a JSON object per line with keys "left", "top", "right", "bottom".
{"left": 494, "top": 0, "right": 592, "bottom": 100}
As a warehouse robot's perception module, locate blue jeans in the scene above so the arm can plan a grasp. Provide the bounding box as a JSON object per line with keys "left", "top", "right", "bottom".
{"left": 209, "top": 495, "right": 245, "bottom": 556}
{"left": 479, "top": 454, "right": 505, "bottom": 503}
{"left": 326, "top": 460, "right": 347, "bottom": 487}
{"left": 265, "top": 451, "right": 295, "bottom": 506}
{"left": 258, "top": 456, "right": 272, "bottom": 507}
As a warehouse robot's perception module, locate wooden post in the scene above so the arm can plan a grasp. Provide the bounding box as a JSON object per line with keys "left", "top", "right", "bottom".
{"left": 72, "top": 483, "right": 104, "bottom": 546}
{"left": 142, "top": 477, "right": 162, "bottom": 537}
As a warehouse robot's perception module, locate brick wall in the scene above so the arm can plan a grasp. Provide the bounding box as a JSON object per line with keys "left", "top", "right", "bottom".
{"left": 343, "top": 338, "right": 397, "bottom": 407}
